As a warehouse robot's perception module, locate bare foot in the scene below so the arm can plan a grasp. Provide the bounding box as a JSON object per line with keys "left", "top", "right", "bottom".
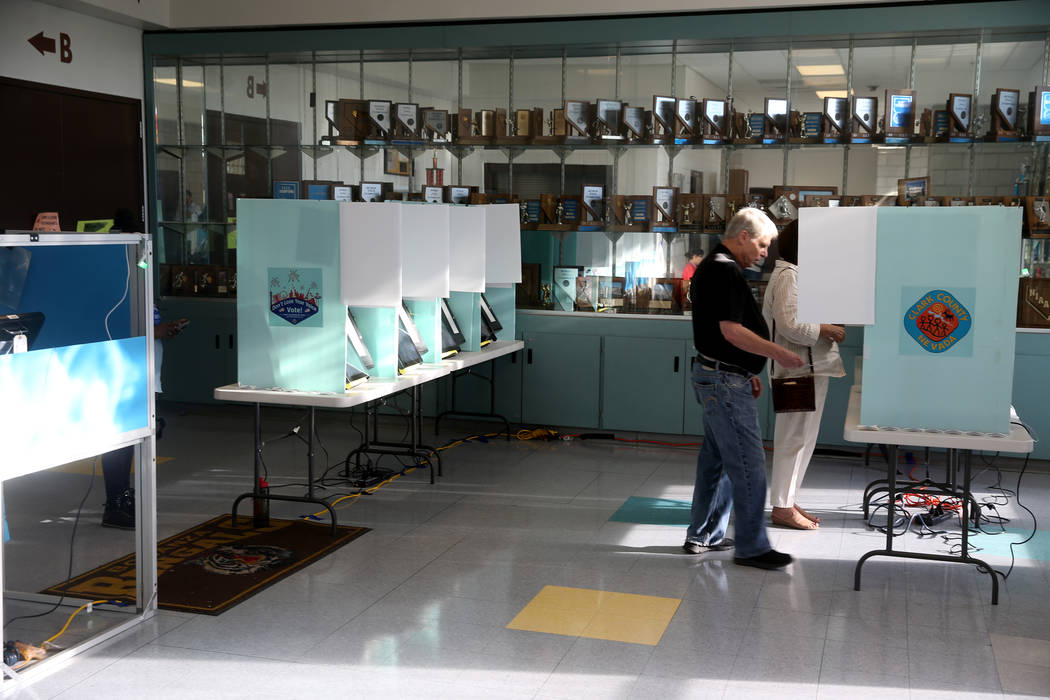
{"left": 771, "top": 506, "right": 819, "bottom": 530}
{"left": 794, "top": 505, "right": 820, "bottom": 524}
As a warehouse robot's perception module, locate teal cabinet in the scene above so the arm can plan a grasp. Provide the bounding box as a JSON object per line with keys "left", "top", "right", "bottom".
{"left": 602, "top": 336, "right": 688, "bottom": 433}
{"left": 523, "top": 332, "right": 601, "bottom": 428}
{"left": 156, "top": 299, "right": 236, "bottom": 403}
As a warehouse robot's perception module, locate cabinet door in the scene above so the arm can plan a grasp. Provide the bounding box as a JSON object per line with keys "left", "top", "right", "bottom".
{"left": 157, "top": 299, "right": 236, "bottom": 403}
{"left": 602, "top": 337, "right": 687, "bottom": 434}
{"left": 523, "top": 332, "right": 600, "bottom": 428}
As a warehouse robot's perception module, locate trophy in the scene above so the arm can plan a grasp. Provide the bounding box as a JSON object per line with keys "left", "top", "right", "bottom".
{"left": 701, "top": 99, "right": 726, "bottom": 144}
{"left": 768, "top": 195, "right": 798, "bottom": 224}
{"left": 884, "top": 89, "right": 916, "bottom": 143}
{"left": 821, "top": 97, "right": 848, "bottom": 144}
{"left": 393, "top": 103, "right": 421, "bottom": 141}
{"left": 532, "top": 109, "right": 563, "bottom": 145}
{"left": 446, "top": 186, "right": 472, "bottom": 204}
{"left": 560, "top": 195, "right": 581, "bottom": 227}
{"left": 860, "top": 194, "right": 897, "bottom": 206}
{"left": 366, "top": 100, "right": 392, "bottom": 141}
{"left": 470, "top": 192, "right": 490, "bottom": 205}
{"left": 422, "top": 186, "right": 445, "bottom": 203}
{"left": 521, "top": 199, "right": 541, "bottom": 229}
{"left": 790, "top": 111, "right": 822, "bottom": 144}
{"left": 563, "top": 100, "right": 591, "bottom": 144}
{"left": 652, "top": 186, "right": 679, "bottom": 229}
{"left": 622, "top": 106, "right": 646, "bottom": 144}
{"left": 651, "top": 96, "right": 676, "bottom": 144}
{"left": 802, "top": 194, "right": 831, "bottom": 207}
{"left": 897, "top": 177, "right": 930, "bottom": 206}
{"left": 359, "top": 181, "right": 385, "bottom": 202}
{"left": 678, "top": 194, "right": 703, "bottom": 231}
{"left": 610, "top": 194, "right": 647, "bottom": 231}
{"left": 674, "top": 97, "right": 698, "bottom": 144}
{"left": 986, "top": 89, "right": 1020, "bottom": 142}
{"left": 538, "top": 193, "right": 571, "bottom": 230}
{"left": 422, "top": 109, "right": 450, "bottom": 142}
{"left": 594, "top": 100, "right": 624, "bottom": 143}
{"left": 1025, "top": 196, "right": 1050, "bottom": 234}
{"left": 705, "top": 195, "right": 727, "bottom": 233}
{"left": 476, "top": 110, "right": 497, "bottom": 141}
{"left": 492, "top": 108, "right": 526, "bottom": 145}
{"left": 425, "top": 152, "right": 444, "bottom": 187}
{"left": 940, "top": 93, "right": 973, "bottom": 142}
{"left": 850, "top": 96, "right": 878, "bottom": 143}
{"left": 1029, "top": 86, "right": 1050, "bottom": 141}
{"left": 974, "top": 196, "right": 1003, "bottom": 206}
{"left": 325, "top": 99, "right": 369, "bottom": 145}
{"left": 580, "top": 185, "right": 605, "bottom": 226}
{"left": 763, "top": 98, "right": 788, "bottom": 144}
{"left": 944, "top": 196, "right": 973, "bottom": 206}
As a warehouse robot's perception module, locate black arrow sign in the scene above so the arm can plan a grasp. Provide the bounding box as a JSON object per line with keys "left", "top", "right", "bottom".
{"left": 28, "top": 31, "right": 56, "bottom": 56}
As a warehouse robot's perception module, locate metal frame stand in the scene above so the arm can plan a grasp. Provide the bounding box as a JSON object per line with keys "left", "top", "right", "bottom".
{"left": 344, "top": 385, "right": 442, "bottom": 485}
{"left": 854, "top": 444, "right": 999, "bottom": 604}
{"left": 434, "top": 364, "right": 511, "bottom": 440}
{"left": 230, "top": 403, "right": 338, "bottom": 535}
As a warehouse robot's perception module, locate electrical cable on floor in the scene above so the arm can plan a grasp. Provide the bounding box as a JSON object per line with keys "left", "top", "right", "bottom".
{"left": 4, "top": 457, "right": 99, "bottom": 628}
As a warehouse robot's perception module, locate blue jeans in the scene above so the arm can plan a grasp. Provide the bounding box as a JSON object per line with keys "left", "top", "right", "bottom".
{"left": 686, "top": 363, "right": 772, "bottom": 558}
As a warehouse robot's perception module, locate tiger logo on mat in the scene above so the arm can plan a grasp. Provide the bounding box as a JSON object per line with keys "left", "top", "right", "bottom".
{"left": 193, "top": 545, "right": 296, "bottom": 575}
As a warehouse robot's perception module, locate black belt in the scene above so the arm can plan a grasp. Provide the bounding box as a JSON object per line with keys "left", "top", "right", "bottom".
{"left": 698, "top": 355, "right": 752, "bottom": 377}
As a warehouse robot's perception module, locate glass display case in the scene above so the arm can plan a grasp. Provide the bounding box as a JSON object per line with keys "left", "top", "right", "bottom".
{"left": 147, "top": 21, "right": 1050, "bottom": 326}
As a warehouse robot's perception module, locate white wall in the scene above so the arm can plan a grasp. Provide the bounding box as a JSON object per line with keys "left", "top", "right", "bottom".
{"left": 0, "top": 0, "right": 144, "bottom": 100}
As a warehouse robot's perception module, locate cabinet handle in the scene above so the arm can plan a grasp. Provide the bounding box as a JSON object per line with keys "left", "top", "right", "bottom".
{"left": 214, "top": 334, "right": 220, "bottom": 350}
{"left": 673, "top": 356, "right": 680, "bottom": 373}
{"left": 527, "top": 348, "right": 533, "bottom": 364}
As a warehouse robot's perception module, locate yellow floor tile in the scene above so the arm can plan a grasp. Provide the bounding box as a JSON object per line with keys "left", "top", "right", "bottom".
{"left": 507, "top": 585, "right": 681, "bottom": 645}
{"left": 597, "top": 591, "right": 681, "bottom": 620}
{"left": 529, "top": 585, "right": 606, "bottom": 612}
{"left": 506, "top": 603, "right": 593, "bottom": 637}
{"left": 582, "top": 612, "right": 675, "bottom": 646}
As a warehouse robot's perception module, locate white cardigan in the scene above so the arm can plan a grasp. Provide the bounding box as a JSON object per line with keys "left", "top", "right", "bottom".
{"left": 762, "top": 260, "right": 846, "bottom": 380}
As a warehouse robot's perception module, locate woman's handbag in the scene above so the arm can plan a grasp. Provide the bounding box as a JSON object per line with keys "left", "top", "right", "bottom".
{"left": 771, "top": 318, "right": 816, "bottom": 414}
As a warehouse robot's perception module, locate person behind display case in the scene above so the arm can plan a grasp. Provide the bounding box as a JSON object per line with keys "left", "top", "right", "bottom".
{"left": 100, "top": 210, "right": 188, "bottom": 529}
{"left": 682, "top": 250, "right": 704, "bottom": 281}
{"left": 683, "top": 207, "right": 804, "bottom": 569}
{"left": 762, "top": 220, "right": 845, "bottom": 530}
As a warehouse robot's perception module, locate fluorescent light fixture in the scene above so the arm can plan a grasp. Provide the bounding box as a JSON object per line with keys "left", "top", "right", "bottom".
{"left": 816, "top": 90, "right": 849, "bottom": 99}
{"left": 154, "top": 78, "right": 205, "bottom": 88}
{"left": 796, "top": 64, "right": 845, "bottom": 76}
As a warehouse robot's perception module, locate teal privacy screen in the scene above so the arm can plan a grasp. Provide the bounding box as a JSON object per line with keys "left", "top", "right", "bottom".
{"left": 237, "top": 200, "right": 346, "bottom": 392}
{"left": 860, "top": 207, "right": 1021, "bottom": 434}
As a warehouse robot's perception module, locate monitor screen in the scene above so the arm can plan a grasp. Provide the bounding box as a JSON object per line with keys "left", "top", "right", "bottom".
{"left": 479, "top": 293, "right": 502, "bottom": 332}
{"left": 398, "top": 303, "right": 429, "bottom": 357}
{"left": 345, "top": 309, "right": 375, "bottom": 369}
{"left": 440, "top": 298, "right": 466, "bottom": 347}
{"left": 397, "top": 316, "right": 424, "bottom": 373}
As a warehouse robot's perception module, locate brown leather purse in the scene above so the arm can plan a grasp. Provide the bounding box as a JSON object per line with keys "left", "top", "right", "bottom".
{"left": 771, "top": 319, "right": 816, "bottom": 414}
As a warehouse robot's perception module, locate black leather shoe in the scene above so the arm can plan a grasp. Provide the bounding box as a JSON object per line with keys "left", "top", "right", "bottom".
{"left": 733, "top": 549, "right": 793, "bottom": 570}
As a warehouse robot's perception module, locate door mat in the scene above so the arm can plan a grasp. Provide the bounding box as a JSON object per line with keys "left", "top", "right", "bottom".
{"left": 41, "top": 515, "right": 369, "bottom": 615}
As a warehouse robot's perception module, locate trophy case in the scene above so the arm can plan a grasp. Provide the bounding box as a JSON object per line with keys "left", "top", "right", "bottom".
{"left": 148, "top": 16, "right": 1050, "bottom": 329}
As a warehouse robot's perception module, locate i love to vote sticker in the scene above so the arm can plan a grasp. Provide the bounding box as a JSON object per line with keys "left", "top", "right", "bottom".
{"left": 903, "top": 289, "right": 972, "bottom": 354}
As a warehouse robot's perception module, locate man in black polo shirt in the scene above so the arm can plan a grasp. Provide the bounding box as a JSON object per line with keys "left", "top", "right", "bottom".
{"left": 685, "top": 207, "right": 804, "bottom": 570}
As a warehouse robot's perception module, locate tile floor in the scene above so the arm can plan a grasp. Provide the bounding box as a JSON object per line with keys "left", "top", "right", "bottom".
{"left": 3, "top": 400, "right": 1050, "bottom": 699}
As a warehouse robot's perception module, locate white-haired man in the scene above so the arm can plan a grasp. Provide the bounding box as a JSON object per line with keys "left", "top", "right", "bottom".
{"left": 684, "top": 207, "right": 804, "bottom": 569}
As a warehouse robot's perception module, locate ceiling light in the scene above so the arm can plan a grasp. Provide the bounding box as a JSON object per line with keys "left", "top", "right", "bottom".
{"left": 816, "top": 90, "right": 849, "bottom": 100}
{"left": 154, "top": 78, "right": 205, "bottom": 88}
{"left": 796, "top": 64, "right": 845, "bottom": 76}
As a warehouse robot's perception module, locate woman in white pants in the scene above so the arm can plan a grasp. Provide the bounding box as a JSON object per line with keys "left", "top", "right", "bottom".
{"left": 762, "top": 220, "right": 845, "bottom": 530}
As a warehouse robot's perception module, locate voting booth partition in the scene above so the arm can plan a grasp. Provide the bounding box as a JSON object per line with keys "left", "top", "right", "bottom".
{"left": 797, "top": 206, "right": 1022, "bottom": 435}
{"left": 0, "top": 233, "right": 157, "bottom": 684}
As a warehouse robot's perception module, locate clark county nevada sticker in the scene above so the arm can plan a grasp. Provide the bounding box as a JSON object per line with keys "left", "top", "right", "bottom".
{"left": 903, "top": 289, "right": 971, "bottom": 353}
{"left": 269, "top": 267, "right": 322, "bottom": 327}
